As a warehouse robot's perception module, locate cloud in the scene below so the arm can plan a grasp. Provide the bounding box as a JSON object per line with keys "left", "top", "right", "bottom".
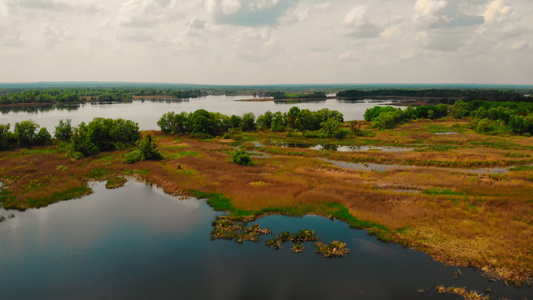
{"left": 511, "top": 40, "right": 529, "bottom": 51}
{"left": 42, "top": 22, "right": 71, "bottom": 48}
{"left": 342, "top": 6, "right": 382, "bottom": 38}
{"left": 118, "top": 0, "right": 165, "bottom": 28}
{"left": 14, "top": 0, "right": 72, "bottom": 11}
{"left": 206, "top": 0, "right": 298, "bottom": 27}
{"left": 483, "top": 0, "right": 513, "bottom": 23}
{"left": 414, "top": 0, "right": 484, "bottom": 29}
{"left": 235, "top": 28, "right": 280, "bottom": 62}
{"left": 337, "top": 49, "right": 360, "bottom": 61}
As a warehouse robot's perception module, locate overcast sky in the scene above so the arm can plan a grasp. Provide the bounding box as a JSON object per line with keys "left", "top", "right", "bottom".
{"left": 0, "top": 0, "right": 531, "bottom": 85}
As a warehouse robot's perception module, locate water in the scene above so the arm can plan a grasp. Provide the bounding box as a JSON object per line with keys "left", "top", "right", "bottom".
{"left": 268, "top": 143, "right": 414, "bottom": 152}
{"left": 0, "top": 181, "right": 530, "bottom": 299}
{"left": 0, "top": 96, "right": 396, "bottom": 131}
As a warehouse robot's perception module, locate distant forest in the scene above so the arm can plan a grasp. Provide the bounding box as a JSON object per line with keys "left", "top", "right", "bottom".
{"left": 0, "top": 84, "right": 531, "bottom": 105}
{"left": 336, "top": 89, "right": 531, "bottom": 103}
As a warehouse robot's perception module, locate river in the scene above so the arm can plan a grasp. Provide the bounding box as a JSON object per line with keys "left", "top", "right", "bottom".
{"left": 0, "top": 95, "right": 395, "bottom": 131}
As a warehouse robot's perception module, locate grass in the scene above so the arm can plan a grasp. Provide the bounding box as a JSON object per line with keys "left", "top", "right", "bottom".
{"left": 422, "top": 188, "right": 465, "bottom": 196}
{"left": 14, "top": 186, "right": 92, "bottom": 209}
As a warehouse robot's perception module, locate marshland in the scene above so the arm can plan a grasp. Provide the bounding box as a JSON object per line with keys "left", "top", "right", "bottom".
{"left": 1, "top": 86, "right": 533, "bottom": 299}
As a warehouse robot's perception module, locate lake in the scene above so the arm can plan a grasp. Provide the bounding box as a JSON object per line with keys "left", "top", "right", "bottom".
{"left": 0, "top": 180, "right": 530, "bottom": 299}
{"left": 0, "top": 95, "right": 396, "bottom": 131}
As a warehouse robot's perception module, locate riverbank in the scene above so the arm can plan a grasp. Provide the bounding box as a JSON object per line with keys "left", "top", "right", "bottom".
{"left": 1, "top": 118, "right": 532, "bottom": 286}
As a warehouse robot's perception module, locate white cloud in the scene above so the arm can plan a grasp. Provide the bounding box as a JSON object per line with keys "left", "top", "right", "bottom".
{"left": 221, "top": 0, "right": 241, "bottom": 14}
{"left": 511, "top": 40, "right": 529, "bottom": 51}
{"left": 118, "top": 0, "right": 164, "bottom": 28}
{"left": 484, "top": 0, "right": 513, "bottom": 23}
{"left": 414, "top": 0, "right": 484, "bottom": 29}
{"left": 0, "top": 0, "right": 532, "bottom": 84}
{"left": 236, "top": 28, "right": 281, "bottom": 62}
{"left": 342, "top": 6, "right": 382, "bottom": 38}
{"left": 337, "top": 49, "right": 360, "bottom": 61}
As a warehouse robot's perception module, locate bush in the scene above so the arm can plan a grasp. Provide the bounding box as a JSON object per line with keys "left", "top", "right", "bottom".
{"left": 232, "top": 149, "right": 252, "bottom": 166}
{"left": 126, "top": 135, "right": 162, "bottom": 164}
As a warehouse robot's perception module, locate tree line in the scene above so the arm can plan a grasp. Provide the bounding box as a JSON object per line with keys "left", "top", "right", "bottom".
{"left": 0, "top": 88, "right": 207, "bottom": 105}
{"left": 337, "top": 89, "right": 530, "bottom": 102}
{"left": 364, "top": 100, "right": 533, "bottom": 135}
{"left": 158, "top": 107, "right": 347, "bottom": 138}
{"left": 0, "top": 118, "right": 160, "bottom": 162}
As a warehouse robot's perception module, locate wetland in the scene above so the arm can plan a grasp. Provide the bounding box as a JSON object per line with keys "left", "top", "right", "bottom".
{"left": 1, "top": 94, "right": 533, "bottom": 299}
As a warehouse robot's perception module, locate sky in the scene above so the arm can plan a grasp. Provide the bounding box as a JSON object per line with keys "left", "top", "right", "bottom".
{"left": 0, "top": 0, "right": 532, "bottom": 85}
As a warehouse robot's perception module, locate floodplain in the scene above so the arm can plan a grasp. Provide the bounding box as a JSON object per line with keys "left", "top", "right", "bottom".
{"left": 1, "top": 117, "right": 532, "bottom": 292}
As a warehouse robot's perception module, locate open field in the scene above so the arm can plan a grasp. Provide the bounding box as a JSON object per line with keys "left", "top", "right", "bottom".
{"left": 1, "top": 118, "right": 532, "bottom": 286}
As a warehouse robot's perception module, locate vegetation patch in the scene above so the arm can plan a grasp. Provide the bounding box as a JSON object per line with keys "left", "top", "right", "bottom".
{"left": 105, "top": 176, "right": 127, "bottom": 189}
{"left": 314, "top": 241, "right": 350, "bottom": 258}
{"left": 20, "top": 186, "right": 92, "bottom": 210}
{"left": 435, "top": 286, "right": 489, "bottom": 300}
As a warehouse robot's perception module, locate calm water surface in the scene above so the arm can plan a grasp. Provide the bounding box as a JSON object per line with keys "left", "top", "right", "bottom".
{"left": 0, "top": 96, "right": 396, "bottom": 131}
{"left": 0, "top": 181, "right": 530, "bottom": 299}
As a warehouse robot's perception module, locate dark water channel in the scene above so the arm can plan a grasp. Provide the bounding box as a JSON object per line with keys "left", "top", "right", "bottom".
{"left": 0, "top": 181, "right": 530, "bottom": 299}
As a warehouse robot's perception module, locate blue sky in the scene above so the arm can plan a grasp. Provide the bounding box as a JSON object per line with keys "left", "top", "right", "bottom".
{"left": 1, "top": 0, "right": 532, "bottom": 84}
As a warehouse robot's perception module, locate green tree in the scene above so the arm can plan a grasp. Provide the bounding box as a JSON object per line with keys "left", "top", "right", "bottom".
{"left": 241, "top": 112, "right": 256, "bottom": 132}
{"left": 54, "top": 119, "right": 73, "bottom": 141}
{"left": 14, "top": 120, "right": 39, "bottom": 147}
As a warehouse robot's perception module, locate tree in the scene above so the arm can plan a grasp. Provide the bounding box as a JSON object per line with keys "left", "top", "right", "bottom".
{"left": 54, "top": 119, "right": 73, "bottom": 141}
{"left": 0, "top": 124, "right": 15, "bottom": 150}
{"left": 34, "top": 128, "right": 52, "bottom": 146}
{"left": 126, "top": 135, "right": 162, "bottom": 163}
{"left": 14, "top": 120, "right": 39, "bottom": 147}
{"left": 241, "top": 112, "right": 256, "bottom": 132}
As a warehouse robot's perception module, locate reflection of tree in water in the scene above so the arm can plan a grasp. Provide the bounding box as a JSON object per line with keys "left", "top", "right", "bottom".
{"left": 322, "top": 144, "right": 338, "bottom": 151}
{"left": 0, "top": 104, "right": 81, "bottom": 114}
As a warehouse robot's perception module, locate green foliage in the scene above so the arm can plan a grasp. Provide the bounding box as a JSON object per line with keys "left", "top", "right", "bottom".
{"left": 14, "top": 120, "right": 39, "bottom": 147}
{"left": 0, "top": 123, "right": 15, "bottom": 150}
{"left": 476, "top": 118, "right": 497, "bottom": 134}
{"left": 34, "top": 127, "right": 52, "bottom": 146}
{"left": 241, "top": 112, "right": 256, "bottom": 131}
{"left": 54, "top": 119, "right": 72, "bottom": 141}
{"left": 232, "top": 149, "right": 252, "bottom": 166}
{"left": 126, "top": 135, "right": 162, "bottom": 163}
{"left": 66, "top": 118, "right": 140, "bottom": 159}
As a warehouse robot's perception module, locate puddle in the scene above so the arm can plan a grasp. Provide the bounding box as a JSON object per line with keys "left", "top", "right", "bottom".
{"left": 321, "top": 158, "right": 514, "bottom": 174}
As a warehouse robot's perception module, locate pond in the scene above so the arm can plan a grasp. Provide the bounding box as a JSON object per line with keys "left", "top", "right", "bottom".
{"left": 0, "top": 96, "right": 397, "bottom": 131}
{"left": 0, "top": 181, "right": 530, "bottom": 299}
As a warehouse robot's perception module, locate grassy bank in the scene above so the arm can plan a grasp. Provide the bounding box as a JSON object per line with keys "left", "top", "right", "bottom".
{"left": 0, "top": 120, "right": 532, "bottom": 286}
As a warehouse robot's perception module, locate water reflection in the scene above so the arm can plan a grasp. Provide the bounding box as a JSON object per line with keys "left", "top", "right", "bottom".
{"left": 0, "top": 95, "right": 400, "bottom": 131}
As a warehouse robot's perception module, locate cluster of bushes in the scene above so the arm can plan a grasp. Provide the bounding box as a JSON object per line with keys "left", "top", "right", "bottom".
{"left": 158, "top": 109, "right": 257, "bottom": 137}
{"left": 158, "top": 107, "right": 346, "bottom": 138}
{"left": 0, "top": 121, "right": 52, "bottom": 150}
{"left": 364, "top": 100, "right": 533, "bottom": 136}
{"left": 60, "top": 118, "right": 141, "bottom": 159}
{"left": 364, "top": 104, "right": 449, "bottom": 129}
{"left": 1, "top": 117, "right": 162, "bottom": 162}
{"left": 461, "top": 101, "right": 533, "bottom": 135}
{"left": 273, "top": 92, "right": 327, "bottom": 100}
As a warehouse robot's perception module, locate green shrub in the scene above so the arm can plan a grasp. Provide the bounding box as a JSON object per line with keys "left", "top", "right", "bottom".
{"left": 232, "top": 149, "right": 252, "bottom": 166}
